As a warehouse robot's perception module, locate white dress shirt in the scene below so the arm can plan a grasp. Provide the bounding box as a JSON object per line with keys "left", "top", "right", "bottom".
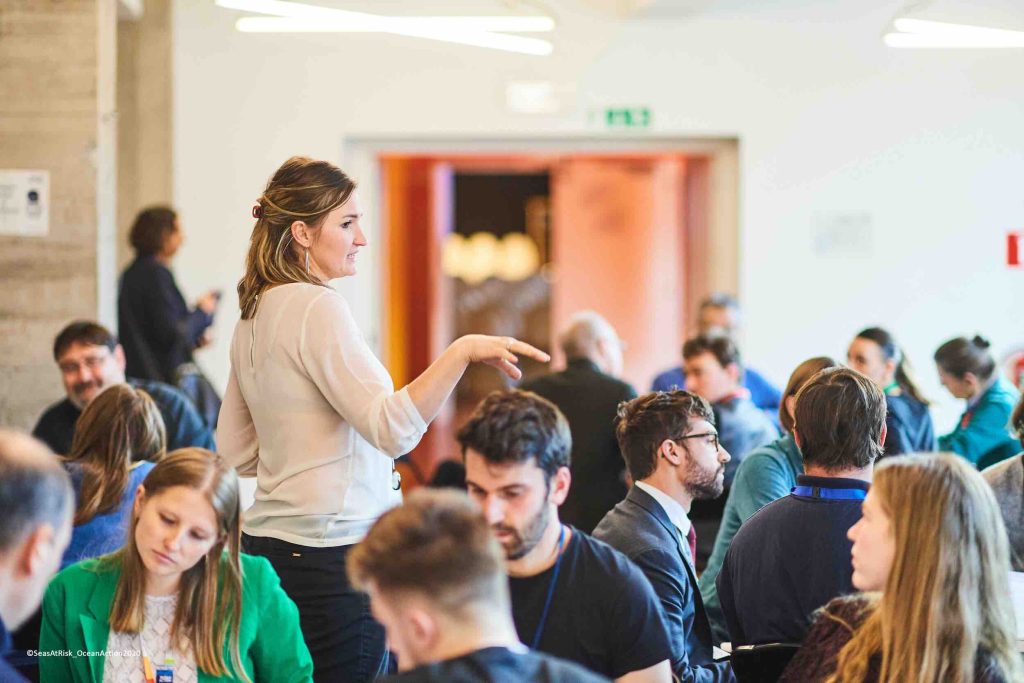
{"left": 635, "top": 481, "right": 693, "bottom": 539}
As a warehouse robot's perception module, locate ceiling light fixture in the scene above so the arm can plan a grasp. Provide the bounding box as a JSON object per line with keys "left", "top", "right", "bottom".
{"left": 885, "top": 17, "right": 1024, "bottom": 48}
{"left": 216, "top": 0, "right": 554, "bottom": 56}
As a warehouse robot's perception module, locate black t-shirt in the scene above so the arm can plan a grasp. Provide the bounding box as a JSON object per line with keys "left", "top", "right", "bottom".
{"left": 509, "top": 528, "right": 672, "bottom": 679}
{"left": 383, "top": 646, "right": 610, "bottom": 683}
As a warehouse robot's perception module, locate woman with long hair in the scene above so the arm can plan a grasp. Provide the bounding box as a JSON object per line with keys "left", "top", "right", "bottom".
{"left": 217, "top": 156, "right": 549, "bottom": 681}
{"left": 62, "top": 384, "right": 166, "bottom": 568}
{"left": 40, "top": 448, "right": 312, "bottom": 682}
{"left": 699, "top": 355, "right": 838, "bottom": 642}
{"left": 847, "top": 327, "right": 934, "bottom": 457}
{"left": 935, "top": 335, "right": 1020, "bottom": 469}
{"left": 781, "top": 454, "right": 1023, "bottom": 682}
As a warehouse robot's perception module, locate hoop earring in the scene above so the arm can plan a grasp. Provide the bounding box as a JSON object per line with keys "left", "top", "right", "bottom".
{"left": 305, "top": 248, "right": 310, "bottom": 276}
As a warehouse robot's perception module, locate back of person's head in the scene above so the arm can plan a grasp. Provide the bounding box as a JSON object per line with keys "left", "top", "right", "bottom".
{"left": 934, "top": 335, "right": 997, "bottom": 382}
{"left": 53, "top": 320, "right": 117, "bottom": 361}
{"left": 129, "top": 206, "right": 178, "bottom": 257}
{"left": 456, "top": 390, "right": 571, "bottom": 483}
{"left": 238, "top": 156, "right": 356, "bottom": 319}
{"left": 615, "top": 390, "right": 714, "bottom": 481}
{"left": 852, "top": 327, "right": 929, "bottom": 405}
{"left": 67, "top": 384, "right": 167, "bottom": 525}
{"left": 793, "top": 367, "right": 885, "bottom": 471}
{"left": 558, "top": 311, "right": 622, "bottom": 375}
{"left": 348, "top": 488, "right": 507, "bottom": 627}
{"left": 0, "top": 430, "right": 74, "bottom": 630}
{"left": 779, "top": 356, "right": 838, "bottom": 433}
{"left": 1012, "top": 393, "right": 1024, "bottom": 449}
{"left": 682, "top": 333, "right": 742, "bottom": 370}
{"left": 829, "top": 454, "right": 1023, "bottom": 683}
{"left": 111, "top": 448, "right": 246, "bottom": 681}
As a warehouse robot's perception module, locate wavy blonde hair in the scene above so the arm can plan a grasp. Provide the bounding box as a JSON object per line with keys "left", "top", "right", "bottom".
{"left": 237, "top": 156, "right": 356, "bottom": 319}
{"left": 106, "top": 448, "right": 248, "bottom": 682}
{"left": 827, "top": 454, "right": 1023, "bottom": 683}
{"left": 66, "top": 384, "right": 166, "bottom": 525}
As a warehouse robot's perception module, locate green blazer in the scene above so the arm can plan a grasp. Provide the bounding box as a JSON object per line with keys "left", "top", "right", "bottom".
{"left": 938, "top": 376, "right": 1021, "bottom": 470}
{"left": 39, "top": 553, "right": 313, "bottom": 683}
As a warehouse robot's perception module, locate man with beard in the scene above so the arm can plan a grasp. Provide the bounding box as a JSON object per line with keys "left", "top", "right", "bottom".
{"left": 716, "top": 367, "right": 885, "bottom": 646}
{"left": 594, "top": 391, "right": 735, "bottom": 683}
{"left": 32, "top": 321, "right": 213, "bottom": 455}
{"left": 459, "top": 390, "right": 673, "bottom": 683}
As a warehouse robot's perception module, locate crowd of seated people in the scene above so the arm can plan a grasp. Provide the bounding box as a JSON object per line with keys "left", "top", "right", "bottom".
{"left": 3, "top": 154, "right": 1024, "bottom": 683}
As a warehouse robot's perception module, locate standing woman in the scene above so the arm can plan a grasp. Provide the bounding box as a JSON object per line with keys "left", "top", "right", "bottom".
{"left": 847, "top": 327, "right": 934, "bottom": 457}
{"left": 217, "top": 156, "right": 549, "bottom": 682}
{"left": 118, "top": 206, "right": 221, "bottom": 385}
{"left": 934, "top": 336, "right": 1020, "bottom": 469}
{"left": 780, "top": 454, "right": 1023, "bottom": 682}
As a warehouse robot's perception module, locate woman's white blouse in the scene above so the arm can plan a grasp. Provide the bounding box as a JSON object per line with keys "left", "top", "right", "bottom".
{"left": 217, "top": 283, "right": 427, "bottom": 547}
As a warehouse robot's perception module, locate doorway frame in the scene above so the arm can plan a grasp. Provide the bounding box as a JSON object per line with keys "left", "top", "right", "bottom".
{"left": 342, "top": 135, "right": 741, "bottom": 357}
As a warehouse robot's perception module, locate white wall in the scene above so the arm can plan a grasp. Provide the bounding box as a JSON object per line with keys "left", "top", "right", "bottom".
{"left": 173, "top": 0, "right": 1024, "bottom": 434}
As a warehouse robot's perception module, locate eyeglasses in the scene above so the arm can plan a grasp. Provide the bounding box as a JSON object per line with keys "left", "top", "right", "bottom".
{"left": 58, "top": 352, "right": 111, "bottom": 375}
{"left": 677, "top": 431, "right": 720, "bottom": 451}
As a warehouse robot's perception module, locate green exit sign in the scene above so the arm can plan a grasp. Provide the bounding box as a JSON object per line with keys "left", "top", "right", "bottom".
{"left": 604, "top": 107, "right": 652, "bottom": 129}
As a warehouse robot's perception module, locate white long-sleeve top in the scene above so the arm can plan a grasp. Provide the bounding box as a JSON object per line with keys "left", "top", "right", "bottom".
{"left": 217, "top": 283, "right": 427, "bottom": 547}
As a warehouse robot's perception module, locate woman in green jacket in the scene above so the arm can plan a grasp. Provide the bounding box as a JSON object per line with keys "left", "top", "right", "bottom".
{"left": 40, "top": 448, "right": 313, "bottom": 683}
{"left": 935, "top": 336, "right": 1020, "bottom": 470}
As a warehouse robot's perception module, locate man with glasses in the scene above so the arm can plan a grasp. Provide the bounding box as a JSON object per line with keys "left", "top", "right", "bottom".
{"left": 595, "top": 391, "right": 735, "bottom": 683}
{"left": 32, "top": 321, "right": 214, "bottom": 455}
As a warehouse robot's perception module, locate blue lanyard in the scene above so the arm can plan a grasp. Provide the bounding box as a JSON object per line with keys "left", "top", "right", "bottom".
{"left": 530, "top": 525, "right": 566, "bottom": 650}
{"left": 791, "top": 486, "right": 867, "bottom": 501}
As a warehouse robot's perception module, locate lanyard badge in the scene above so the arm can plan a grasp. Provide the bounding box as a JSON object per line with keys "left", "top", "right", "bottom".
{"left": 143, "top": 653, "right": 175, "bottom": 683}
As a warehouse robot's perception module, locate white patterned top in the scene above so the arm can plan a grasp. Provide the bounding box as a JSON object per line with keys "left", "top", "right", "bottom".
{"left": 103, "top": 594, "right": 198, "bottom": 683}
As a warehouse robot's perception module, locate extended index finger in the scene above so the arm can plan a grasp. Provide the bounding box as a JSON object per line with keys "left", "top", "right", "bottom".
{"left": 511, "top": 341, "right": 551, "bottom": 364}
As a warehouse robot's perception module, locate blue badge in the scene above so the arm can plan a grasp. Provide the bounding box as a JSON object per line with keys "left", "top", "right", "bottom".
{"left": 155, "top": 667, "right": 174, "bottom": 683}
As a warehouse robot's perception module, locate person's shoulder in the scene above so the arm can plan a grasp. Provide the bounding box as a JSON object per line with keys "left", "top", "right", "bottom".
{"left": 572, "top": 530, "right": 653, "bottom": 584}
{"left": 986, "top": 379, "right": 1020, "bottom": 408}
{"left": 729, "top": 494, "right": 793, "bottom": 539}
{"left": 808, "top": 595, "right": 874, "bottom": 638}
{"left": 52, "top": 555, "right": 120, "bottom": 590}
{"left": 532, "top": 650, "right": 612, "bottom": 682}
{"left": 238, "top": 552, "right": 281, "bottom": 591}
{"left": 131, "top": 378, "right": 189, "bottom": 405}
{"left": 736, "top": 437, "right": 792, "bottom": 470}
{"left": 983, "top": 453, "right": 1024, "bottom": 487}
{"left": 35, "top": 398, "right": 75, "bottom": 426}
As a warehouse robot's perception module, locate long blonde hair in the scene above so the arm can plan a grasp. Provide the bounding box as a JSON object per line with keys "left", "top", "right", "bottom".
{"left": 106, "top": 448, "right": 248, "bottom": 682}
{"left": 66, "top": 384, "right": 166, "bottom": 525}
{"left": 237, "top": 156, "right": 355, "bottom": 319}
{"left": 828, "top": 454, "right": 1023, "bottom": 683}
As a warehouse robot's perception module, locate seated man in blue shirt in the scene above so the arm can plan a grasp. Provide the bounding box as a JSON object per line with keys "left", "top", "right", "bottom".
{"left": 651, "top": 293, "right": 781, "bottom": 419}
{"left": 716, "top": 367, "right": 886, "bottom": 646}
{"left": 32, "top": 321, "right": 214, "bottom": 455}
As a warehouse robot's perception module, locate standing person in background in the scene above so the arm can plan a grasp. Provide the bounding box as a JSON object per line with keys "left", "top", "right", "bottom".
{"left": 847, "top": 327, "right": 934, "bottom": 456}
{"left": 651, "top": 294, "right": 781, "bottom": 418}
{"left": 698, "top": 356, "right": 837, "bottom": 644}
{"left": 118, "top": 206, "right": 220, "bottom": 385}
{"left": 781, "top": 454, "right": 1023, "bottom": 683}
{"left": 217, "top": 156, "right": 549, "bottom": 683}
{"left": 0, "top": 431, "right": 73, "bottom": 683}
{"left": 522, "top": 311, "right": 636, "bottom": 533}
{"left": 982, "top": 393, "right": 1024, "bottom": 571}
{"left": 934, "top": 335, "right": 1020, "bottom": 469}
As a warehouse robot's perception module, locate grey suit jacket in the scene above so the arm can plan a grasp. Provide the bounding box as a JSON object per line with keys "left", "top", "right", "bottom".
{"left": 594, "top": 486, "right": 735, "bottom": 683}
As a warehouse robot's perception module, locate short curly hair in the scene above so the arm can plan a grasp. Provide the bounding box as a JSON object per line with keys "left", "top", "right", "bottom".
{"left": 616, "top": 390, "right": 715, "bottom": 481}
{"left": 456, "top": 390, "right": 571, "bottom": 482}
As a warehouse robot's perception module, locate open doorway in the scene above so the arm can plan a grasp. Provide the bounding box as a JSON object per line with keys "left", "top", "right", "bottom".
{"left": 347, "top": 138, "right": 739, "bottom": 487}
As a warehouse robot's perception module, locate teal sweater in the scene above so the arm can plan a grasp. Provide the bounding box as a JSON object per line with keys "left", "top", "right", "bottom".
{"left": 938, "top": 377, "right": 1020, "bottom": 470}
{"left": 698, "top": 433, "right": 803, "bottom": 644}
{"left": 40, "top": 553, "right": 313, "bottom": 683}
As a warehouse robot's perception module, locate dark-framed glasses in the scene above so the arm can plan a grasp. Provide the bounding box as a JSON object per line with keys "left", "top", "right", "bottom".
{"left": 678, "top": 431, "right": 720, "bottom": 451}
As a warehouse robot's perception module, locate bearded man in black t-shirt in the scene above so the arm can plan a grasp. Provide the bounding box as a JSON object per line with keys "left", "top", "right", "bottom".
{"left": 458, "top": 390, "right": 674, "bottom": 683}
{"left": 348, "top": 488, "right": 607, "bottom": 683}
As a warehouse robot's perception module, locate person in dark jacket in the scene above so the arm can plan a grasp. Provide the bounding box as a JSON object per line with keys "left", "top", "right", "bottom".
{"left": 594, "top": 390, "right": 734, "bottom": 683}
{"left": 32, "top": 321, "right": 214, "bottom": 455}
{"left": 521, "top": 311, "right": 636, "bottom": 533}
{"left": 118, "top": 206, "right": 219, "bottom": 384}
{"left": 847, "top": 327, "right": 934, "bottom": 457}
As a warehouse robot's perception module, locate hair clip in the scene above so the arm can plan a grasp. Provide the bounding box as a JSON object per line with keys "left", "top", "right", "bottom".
{"left": 252, "top": 204, "right": 263, "bottom": 219}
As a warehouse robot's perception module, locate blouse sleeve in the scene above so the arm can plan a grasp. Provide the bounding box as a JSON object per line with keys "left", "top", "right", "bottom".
{"left": 299, "top": 291, "right": 428, "bottom": 457}
{"left": 217, "top": 352, "right": 259, "bottom": 477}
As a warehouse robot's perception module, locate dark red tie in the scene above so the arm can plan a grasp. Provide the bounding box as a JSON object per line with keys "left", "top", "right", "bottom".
{"left": 686, "top": 525, "right": 697, "bottom": 564}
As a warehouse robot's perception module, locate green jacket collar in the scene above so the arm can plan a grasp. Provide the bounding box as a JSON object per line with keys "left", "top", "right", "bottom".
{"left": 79, "top": 562, "right": 120, "bottom": 682}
